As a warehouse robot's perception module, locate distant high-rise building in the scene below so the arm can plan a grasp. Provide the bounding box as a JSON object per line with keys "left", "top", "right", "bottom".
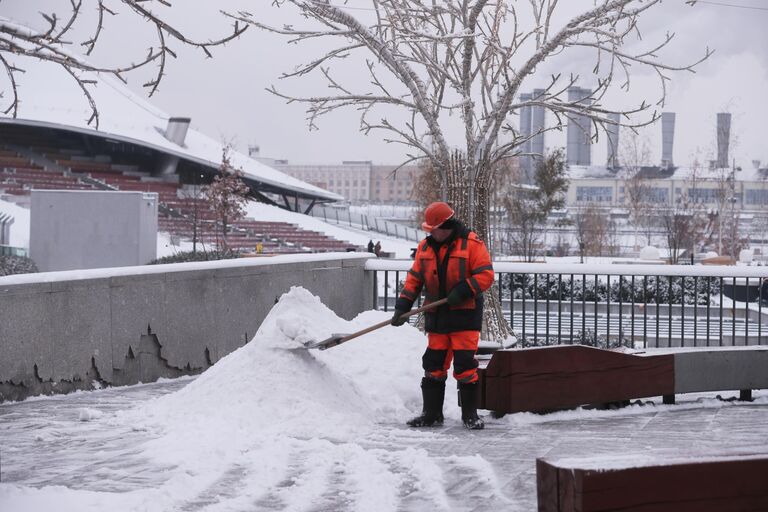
{"left": 566, "top": 87, "right": 592, "bottom": 166}
{"left": 519, "top": 93, "right": 533, "bottom": 180}
{"left": 716, "top": 113, "right": 731, "bottom": 169}
{"left": 530, "top": 89, "right": 546, "bottom": 177}
{"left": 661, "top": 112, "right": 676, "bottom": 168}
{"left": 606, "top": 113, "right": 620, "bottom": 169}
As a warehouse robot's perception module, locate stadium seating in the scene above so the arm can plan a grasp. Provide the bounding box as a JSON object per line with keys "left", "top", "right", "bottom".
{"left": 1, "top": 144, "right": 360, "bottom": 255}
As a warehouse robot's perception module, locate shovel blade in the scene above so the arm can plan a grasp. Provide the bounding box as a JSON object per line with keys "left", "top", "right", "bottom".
{"left": 303, "top": 333, "right": 349, "bottom": 351}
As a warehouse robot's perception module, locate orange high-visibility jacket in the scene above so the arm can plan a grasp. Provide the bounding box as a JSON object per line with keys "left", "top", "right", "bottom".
{"left": 396, "top": 225, "right": 494, "bottom": 333}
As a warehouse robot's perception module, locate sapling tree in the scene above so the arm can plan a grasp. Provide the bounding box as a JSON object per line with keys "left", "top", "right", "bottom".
{"left": 205, "top": 148, "right": 250, "bottom": 252}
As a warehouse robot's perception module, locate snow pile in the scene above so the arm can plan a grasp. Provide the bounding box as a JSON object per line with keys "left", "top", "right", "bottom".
{"left": 260, "top": 287, "right": 344, "bottom": 350}
{"left": 77, "top": 408, "right": 104, "bottom": 422}
{"left": 639, "top": 245, "right": 660, "bottom": 260}
{"left": 124, "top": 287, "right": 432, "bottom": 468}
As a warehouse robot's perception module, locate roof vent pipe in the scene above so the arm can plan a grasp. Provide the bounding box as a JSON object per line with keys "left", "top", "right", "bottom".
{"left": 164, "top": 117, "right": 191, "bottom": 146}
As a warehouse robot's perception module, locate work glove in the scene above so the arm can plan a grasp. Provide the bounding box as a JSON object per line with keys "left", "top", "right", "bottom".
{"left": 390, "top": 308, "right": 409, "bottom": 326}
{"left": 446, "top": 284, "right": 470, "bottom": 306}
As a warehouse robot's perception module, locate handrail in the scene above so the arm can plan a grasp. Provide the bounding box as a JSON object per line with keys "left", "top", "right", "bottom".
{"left": 308, "top": 205, "right": 421, "bottom": 242}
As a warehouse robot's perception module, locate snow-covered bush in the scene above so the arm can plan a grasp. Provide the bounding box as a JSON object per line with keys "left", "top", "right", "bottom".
{"left": 149, "top": 250, "right": 240, "bottom": 265}
{"left": 499, "top": 273, "right": 720, "bottom": 305}
{"left": 0, "top": 255, "right": 38, "bottom": 276}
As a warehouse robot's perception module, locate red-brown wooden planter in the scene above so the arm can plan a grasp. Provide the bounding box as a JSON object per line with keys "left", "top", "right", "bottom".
{"left": 537, "top": 453, "right": 768, "bottom": 511}
{"left": 479, "top": 345, "right": 674, "bottom": 413}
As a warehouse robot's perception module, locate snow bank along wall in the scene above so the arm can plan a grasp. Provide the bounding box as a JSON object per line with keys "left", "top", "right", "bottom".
{"left": 0, "top": 253, "right": 374, "bottom": 402}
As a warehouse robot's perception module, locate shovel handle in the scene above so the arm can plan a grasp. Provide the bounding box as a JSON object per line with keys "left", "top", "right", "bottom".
{"left": 332, "top": 298, "right": 449, "bottom": 347}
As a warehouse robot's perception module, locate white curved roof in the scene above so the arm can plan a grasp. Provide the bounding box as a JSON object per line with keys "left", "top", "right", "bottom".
{"left": 0, "top": 49, "right": 342, "bottom": 202}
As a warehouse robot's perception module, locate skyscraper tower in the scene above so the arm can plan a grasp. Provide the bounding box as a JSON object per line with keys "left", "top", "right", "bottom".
{"left": 566, "top": 87, "right": 593, "bottom": 166}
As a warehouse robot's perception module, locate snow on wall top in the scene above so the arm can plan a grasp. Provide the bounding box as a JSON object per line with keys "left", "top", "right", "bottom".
{"left": 0, "top": 252, "right": 374, "bottom": 286}
{"left": 0, "top": 46, "right": 342, "bottom": 202}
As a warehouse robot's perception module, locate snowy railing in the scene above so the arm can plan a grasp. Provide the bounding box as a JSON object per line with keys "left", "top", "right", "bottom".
{"left": 308, "top": 205, "right": 421, "bottom": 242}
{"left": 365, "top": 260, "right": 768, "bottom": 348}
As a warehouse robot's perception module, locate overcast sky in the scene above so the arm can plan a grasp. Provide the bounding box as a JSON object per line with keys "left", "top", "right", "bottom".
{"left": 4, "top": 0, "right": 768, "bottom": 168}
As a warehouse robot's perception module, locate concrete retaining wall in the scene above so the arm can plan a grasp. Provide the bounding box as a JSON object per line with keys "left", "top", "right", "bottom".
{"left": 0, "top": 253, "right": 375, "bottom": 402}
{"left": 674, "top": 347, "right": 768, "bottom": 393}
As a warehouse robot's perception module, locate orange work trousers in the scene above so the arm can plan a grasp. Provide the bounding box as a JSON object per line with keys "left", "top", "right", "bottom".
{"left": 422, "top": 330, "right": 480, "bottom": 383}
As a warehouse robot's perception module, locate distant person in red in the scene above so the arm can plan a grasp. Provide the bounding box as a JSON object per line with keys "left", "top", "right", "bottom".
{"left": 374, "top": 241, "right": 382, "bottom": 257}
{"left": 390, "top": 202, "right": 494, "bottom": 429}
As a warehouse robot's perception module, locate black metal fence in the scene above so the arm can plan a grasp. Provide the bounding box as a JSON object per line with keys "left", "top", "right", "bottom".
{"left": 366, "top": 260, "right": 768, "bottom": 348}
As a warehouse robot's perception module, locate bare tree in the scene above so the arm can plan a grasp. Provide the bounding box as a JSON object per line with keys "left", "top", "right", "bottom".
{"left": 205, "top": 148, "right": 250, "bottom": 252}
{"left": 505, "top": 181, "right": 541, "bottom": 262}
{"left": 661, "top": 166, "right": 707, "bottom": 264}
{"left": 410, "top": 160, "right": 443, "bottom": 219}
{"left": 0, "top": 2, "right": 247, "bottom": 127}
{"left": 232, "top": 1, "right": 709, "bottom": 340}
{"left": 620, "top": 132, "right": 654, "bottom": 248}
{"left": 709, "top": 162, "right": 747, "bottom": 259}
{"left": 234, "top": 1, "right": 709, "bottom": 221}
{"left": 661, "top": 206, "right": 707, "bottom": 264}
{"left": 573, "top": 204, "right": 612, "bottom": 261}
{"left": 505, "top": 149, "right": 568, "bottom": 262}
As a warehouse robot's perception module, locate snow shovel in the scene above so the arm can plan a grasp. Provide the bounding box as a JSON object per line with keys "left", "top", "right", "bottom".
{"left": 304, "top": 298, "right": 449, "bottom": 351}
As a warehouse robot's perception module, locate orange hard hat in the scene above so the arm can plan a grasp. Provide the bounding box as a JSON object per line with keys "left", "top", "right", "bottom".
{"left": 422, "top": 201, "right": 455, "bottom": 232}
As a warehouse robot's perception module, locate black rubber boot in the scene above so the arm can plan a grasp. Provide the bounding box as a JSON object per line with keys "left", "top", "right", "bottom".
{"left": 458, "top": 381, "right": 484, "bottom": 430}
{"left": 407, "top": 378, "right": 445, "bottom": 427}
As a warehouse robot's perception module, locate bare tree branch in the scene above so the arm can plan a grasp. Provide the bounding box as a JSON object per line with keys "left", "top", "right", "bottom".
{"left": 1, "top": 1, "right": 248, "bottom": 128}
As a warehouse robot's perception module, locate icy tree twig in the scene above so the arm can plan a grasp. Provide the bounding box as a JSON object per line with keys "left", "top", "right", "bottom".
{"left": 0, "top": 1, "right": 248, "bottom": 128}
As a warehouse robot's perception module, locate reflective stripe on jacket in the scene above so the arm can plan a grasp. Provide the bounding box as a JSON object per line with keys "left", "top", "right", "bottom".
{"left": 395, "top": 225, "right": 494, "bottom": 333}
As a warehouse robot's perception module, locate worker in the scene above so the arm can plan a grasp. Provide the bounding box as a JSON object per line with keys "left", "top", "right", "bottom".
{"left": 391, "top": 201, "right": 494, "bottom": 429}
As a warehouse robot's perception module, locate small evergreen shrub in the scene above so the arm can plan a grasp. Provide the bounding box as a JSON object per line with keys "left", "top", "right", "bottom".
{"left": 0, "top": 255, "right": 38, "bottom": 276}
{"left": 149, "top": 250, "right": 241, "bottom": 265}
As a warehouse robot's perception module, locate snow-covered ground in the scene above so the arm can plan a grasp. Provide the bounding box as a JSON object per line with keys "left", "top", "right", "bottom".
{"left": 1, "top": 287, "right": 767, "bottom": 511}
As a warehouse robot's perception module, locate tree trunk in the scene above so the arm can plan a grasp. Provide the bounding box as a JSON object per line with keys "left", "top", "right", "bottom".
{"left": 445, "top": 152, "right": 514, "bottom": 344}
